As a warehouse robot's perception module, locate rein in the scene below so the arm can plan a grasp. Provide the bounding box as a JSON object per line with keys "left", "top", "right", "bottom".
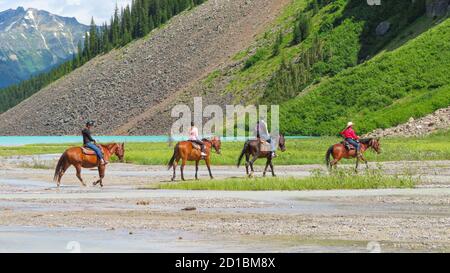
{"left": 100, "top": 144, "right": 117, "bottom": 160}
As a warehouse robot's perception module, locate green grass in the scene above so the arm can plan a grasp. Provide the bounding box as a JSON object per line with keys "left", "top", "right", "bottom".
{"left": 1, "top": 131, "right": 448, "bottom": 165}
{"left": 158, "top": 169, "right": 417, "bottom": 191}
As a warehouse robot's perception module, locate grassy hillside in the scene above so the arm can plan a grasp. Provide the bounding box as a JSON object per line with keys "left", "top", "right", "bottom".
{"left": 209, "top": 0, "right": 426, "bottom": 102}
{"left": 280, "top": 16, "right": 450, "bottom": 135}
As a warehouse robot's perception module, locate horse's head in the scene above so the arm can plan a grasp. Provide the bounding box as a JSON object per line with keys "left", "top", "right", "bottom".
{"left": 210, "top": 136, "right": 221, "bottom": 154}
{"left": 112, "top": 143, "right": 125, "bottom": 162}
{"left": 278, "top": 133, "right": 286, "bottom": 152}
{"left": 370, "top": 138, "right": 381, "bottom": 154}
{"left": 365, "top": 138, "right": 381, "bottom": 154}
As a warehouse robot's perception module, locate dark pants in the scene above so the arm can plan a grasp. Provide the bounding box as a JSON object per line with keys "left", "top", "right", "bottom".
{"left": 345, "top": 138, "right": 360, "bottom": 152}
{"left": 86, "top": 142, "right": 104, "bottom": 160}
{"left": 190, "top": 139, "right": 205, "bottom": 153}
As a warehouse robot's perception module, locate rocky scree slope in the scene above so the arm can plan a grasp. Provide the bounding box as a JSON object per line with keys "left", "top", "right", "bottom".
{"left": 369, "top": 107, "right": 450, "bottom": 138}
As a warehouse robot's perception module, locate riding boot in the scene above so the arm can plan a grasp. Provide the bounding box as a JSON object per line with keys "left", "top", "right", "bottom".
{"left": 201, "top": 146, "right": 207, "bottom": 158}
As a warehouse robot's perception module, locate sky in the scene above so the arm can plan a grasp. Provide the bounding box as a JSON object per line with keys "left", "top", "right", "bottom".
{"left": 0, "top": 0, "right": 132, "bottom": 25}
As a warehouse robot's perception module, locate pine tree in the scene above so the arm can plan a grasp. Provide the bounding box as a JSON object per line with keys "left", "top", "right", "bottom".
{"left": 89, "top": 17, "right": 98, "bottom": 56}
{"left": 272, "top": 31, "right": 283, "bottom": 57}
{"left": 83, "top": 31, "right": 90, "bottom": 60}
{"left": 298, "top": 13, "right": 311, "bottom": 42}
{"left": 111, "top": 5, "right": 120, "bottom": 46}
{"left": 292, "top": 21, "right": 302, "bottom": 45}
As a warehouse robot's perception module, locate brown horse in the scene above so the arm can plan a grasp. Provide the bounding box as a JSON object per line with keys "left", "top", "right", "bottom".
{"left": 237, "top": 134, "right": 286, "bottom": 177}
{"left": 54, "top": 143, "right": 125, "bottom": 187}
{"left": 168, "top": 137, "right": 221, "bottom": 181}
{"left": 325, "top": 138, "right": 381, "bottom": 172}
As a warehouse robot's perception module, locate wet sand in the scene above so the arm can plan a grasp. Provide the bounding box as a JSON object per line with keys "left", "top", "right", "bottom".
{"left": 0, "top": 156, "right": 449, "bottom": 252}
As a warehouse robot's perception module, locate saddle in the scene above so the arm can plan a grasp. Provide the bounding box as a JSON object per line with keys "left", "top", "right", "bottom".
{"left": 189, "top": 141, "right": 201, "bottom": 151}
{"left": 257, "top": 139, "right": 272, "bottom": 152}
{"left": 341, "top": 141, "right": 355, "bottom": 151}
{"left": 81, "top": 146, "right": 100, "bottom": 155}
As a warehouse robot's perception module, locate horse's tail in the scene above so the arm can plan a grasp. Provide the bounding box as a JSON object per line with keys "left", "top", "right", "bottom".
{"left": 54, "top": 152, "right": 67, "bottom": 182}
{"left": 325, "top": 145, "right": 334, "bottom": 170}
{"left": 167, "top": 143, "right": 179, "bottom": 170}
{"left": 237, "top": 141, "right": 249, "bottom": 168}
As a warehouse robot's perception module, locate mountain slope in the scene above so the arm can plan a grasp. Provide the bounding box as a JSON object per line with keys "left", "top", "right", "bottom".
{"left": 0, "top": 7, "right": 88, "bottom": 88}
{"left": 124, "top": 0, "right": 450, "bottom": 135}
{"left": 1, "top": 0, "right": 449, "bottom": 136}
{"left": 0, "top": 0, "right": 289, "bottom": 135}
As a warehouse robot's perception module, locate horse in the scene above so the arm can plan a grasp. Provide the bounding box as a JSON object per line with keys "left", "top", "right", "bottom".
{"left": 167, "top": 137, "right": 221, "bottom": 181}
{"left": 54, "top": 143, "right": 125, "bottom": 187}
{"left": 237, "top": 134, "right": 286, "bottom": 177}
{"left": 325, "top": 138, "right": 381, "bottom": 172}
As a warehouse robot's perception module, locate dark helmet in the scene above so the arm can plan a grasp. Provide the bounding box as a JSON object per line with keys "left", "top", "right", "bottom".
{"left": 86, "top": 121, "right": 95, "bottom": 127}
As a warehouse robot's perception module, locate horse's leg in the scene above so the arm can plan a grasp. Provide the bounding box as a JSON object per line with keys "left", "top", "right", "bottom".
{"left": 57, "top": 161, "right": 71, "bottom": 187}
{"left": 93, "top": 165, "right": 105, "bottom": 187}
{"left": 355, "top": 157, "right": 359, "bottom": 173}
{"left": 249, "top": 155, "right": 258, "bottom": 177}
{"left": 181, "top": 158, "right": 186, "bottom": 181}
{"left": 331, "top": 159, "right": 339, "bottom": 171}
{"left": 205, "top": 158, "right": 214, "bottom": 179}
{"left": 171, "top": 158, "right": 179, "bottom": 181}
{"left": 361, "top": 155, "right": 369, "bottom": 170}
{"left": 98, "top": 165, "right": 106, "bottom": 187}
{"left": 195, "top": 160, "right": 199, "bottom": 180}
{"left": 263, "top": 158, "right": 270, "bottom": 177}
{"left": 329, "top": 150, "right": 342, "bottom": 172}
{"left": 270, "top": 160, "right": 276, "bottom": 177}
{"left": 245, "top": 154, "right": 250, "bottom": 175}
{"left": 74, "top": 164, "right": 86, "bottom": 187}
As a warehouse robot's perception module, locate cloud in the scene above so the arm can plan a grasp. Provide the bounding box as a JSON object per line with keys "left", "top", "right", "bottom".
{"left": 0, "top": 0, "right": 132, "bottom": 25}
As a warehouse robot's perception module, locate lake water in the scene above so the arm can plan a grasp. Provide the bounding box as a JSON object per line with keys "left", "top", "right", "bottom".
{"left": 0, "top": 136, "right": 312, "bottom": 146}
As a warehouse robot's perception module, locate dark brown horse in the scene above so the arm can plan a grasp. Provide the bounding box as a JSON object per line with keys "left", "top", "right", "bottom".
{"left": 237, "top": 134, "right": 286, "bottom": 177}
{"left": 168, "top": 137, "right": 221, "bottom": 181}
{"left": 326, "top": 138, "right": 381, "bottom": 172}
{"left": 54, "top": 143, "right": 125, "bottom": 187}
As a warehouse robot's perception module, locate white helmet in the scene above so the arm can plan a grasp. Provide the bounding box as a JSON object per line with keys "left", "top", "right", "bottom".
{"left": 347, "top": 121, "right": 353, "bottom": 128}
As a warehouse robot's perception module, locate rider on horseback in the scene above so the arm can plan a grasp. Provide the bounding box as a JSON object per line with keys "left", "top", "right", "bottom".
{"left": 188, "top": 121, "right": 207, "bottom": 157}
{"left": 254, "top": 120, "right": 276, "bottom": 158}
{"left": 82, "top": 121, "right": 108, "bottom": 165}
{"left": 340, "top": 122, "right": 362, "bottom": 157}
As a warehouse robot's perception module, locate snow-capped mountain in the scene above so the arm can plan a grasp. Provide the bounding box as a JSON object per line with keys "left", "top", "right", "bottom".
{"left": 0, "top": 7, "right": 88, "bottom": 88}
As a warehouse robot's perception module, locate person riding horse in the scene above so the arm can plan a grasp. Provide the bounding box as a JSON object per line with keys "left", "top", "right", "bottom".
{"left": 254, "top": 120, "right": 276, "bottom": 158}
{"left": 188, "top": 121, "right": 207, "bottom": 157}
{"left": 340, "top": 122, "right": 362, "bottom": 158}
{"left": 82, "top": 121, "right": 108, "bottom": 165}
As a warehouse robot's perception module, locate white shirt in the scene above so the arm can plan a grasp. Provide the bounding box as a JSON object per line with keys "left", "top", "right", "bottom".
{"left": 188, "top": 127, "right": 199, "bottom": 140}
{"left": 254, "top": 121, "right": 270, "bottom": 140}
